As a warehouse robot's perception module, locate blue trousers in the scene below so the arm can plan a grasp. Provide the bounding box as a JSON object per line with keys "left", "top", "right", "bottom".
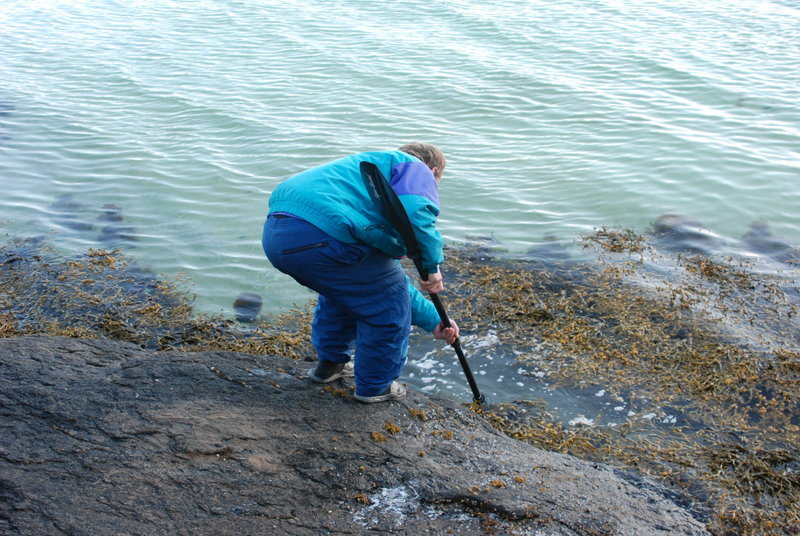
{"left": 262, "top": 214, "right": 410, "bottom": 397}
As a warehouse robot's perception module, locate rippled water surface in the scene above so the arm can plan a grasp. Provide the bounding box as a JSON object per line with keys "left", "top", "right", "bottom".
{"left": 1, "top": 1, "right": 798, "bottom": 316}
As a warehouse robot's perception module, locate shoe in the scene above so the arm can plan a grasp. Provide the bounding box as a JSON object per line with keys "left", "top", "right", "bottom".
{"left": 308, "top": 360, "right": 354, "bottom": 383}
{"left": 353, "top": 381, "right": 406, "bottom": 404}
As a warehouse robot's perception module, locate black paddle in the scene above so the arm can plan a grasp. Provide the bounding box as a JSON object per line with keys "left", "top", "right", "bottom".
{"left": 359, "top": 161, "right": 484, "bottom": 404}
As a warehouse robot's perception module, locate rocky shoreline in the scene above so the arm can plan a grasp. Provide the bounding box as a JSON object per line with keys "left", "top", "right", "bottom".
{"left": 0, "top": 335, "right": 709, "bottom": 535}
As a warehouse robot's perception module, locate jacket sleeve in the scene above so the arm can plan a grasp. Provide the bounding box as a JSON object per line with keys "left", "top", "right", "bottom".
{"left": 407, "top": 277, "right": 440, "bottom": 332}
{"left": 390, "top": 161, "right": 445, "bottom": 273}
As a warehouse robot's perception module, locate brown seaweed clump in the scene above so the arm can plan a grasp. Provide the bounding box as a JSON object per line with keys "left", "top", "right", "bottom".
{"left": 0, "top": 237, "right": 314, "bottom": 359}
{"left": 448, "top": 229, "right": 799, "bottom": 536}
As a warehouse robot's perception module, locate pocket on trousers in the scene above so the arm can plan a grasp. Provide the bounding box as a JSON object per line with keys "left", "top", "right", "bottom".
{"left": 281, "top": 240, "right": 328, "bottom": 255}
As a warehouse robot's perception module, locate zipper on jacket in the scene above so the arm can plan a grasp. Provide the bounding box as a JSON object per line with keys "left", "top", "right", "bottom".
{"left": 281, "top": 240, "right": 328, "bottom": 255}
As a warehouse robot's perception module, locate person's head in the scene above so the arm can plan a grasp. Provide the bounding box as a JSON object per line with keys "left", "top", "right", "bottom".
{"left": 399, "top": 143, "right": 445, "bottom": 182}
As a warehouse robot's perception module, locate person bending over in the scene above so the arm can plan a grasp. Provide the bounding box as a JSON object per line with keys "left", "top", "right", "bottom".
{"left": 262, "top": 142, "right": 458, "bottom": 403}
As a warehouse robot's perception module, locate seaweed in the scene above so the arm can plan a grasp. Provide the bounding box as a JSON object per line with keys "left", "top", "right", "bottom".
{"left": 2, "top": 231, "right": 799, "bottom": 535}
{"left": 0, "top": 236, "right": 314, "bottom": 359}
{"left": 455, "top": 229, "right": 799, "bottom": 536}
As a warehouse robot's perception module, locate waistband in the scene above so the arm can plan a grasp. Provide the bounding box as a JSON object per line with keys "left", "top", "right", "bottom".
{"left": 270, "top": 212, "right": 298, "bottom": 219}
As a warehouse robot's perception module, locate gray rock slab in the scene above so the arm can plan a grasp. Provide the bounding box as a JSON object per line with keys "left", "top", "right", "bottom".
{"left": 0, "top": 336, "right": 709, "bottom": 535}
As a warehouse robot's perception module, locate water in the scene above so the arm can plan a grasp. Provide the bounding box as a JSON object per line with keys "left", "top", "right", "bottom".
{"left": 1, "top": 0, "right": 798, "bottom": 408}
{"left": 406, "top": 321, "right": 663, "bottom": 421}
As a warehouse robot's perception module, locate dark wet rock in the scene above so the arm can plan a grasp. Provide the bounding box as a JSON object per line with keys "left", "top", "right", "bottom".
{"left": 464, "top": 234, "right": 507, "bottom": 252}
{"left": 0, "top": 101, "right": 13, "bottom": 142}
{"left": 48, "top": 194, "right": 95, "bottom": 233}
{"left": 0, "top": 236, "right": 46, "bottom": 265}
{"left": 233, "top": 292, "right": 263, "bottom": 323}
{"left": 98, "top": 222, "right": 138, "bottom": 243}
{"left": 527, "top": 236, "right": 573, "bottom": 262}
{"left": 0, "top": 335, "right": 709, "bottom": 535}
{"left": 97, "top": 204, "right": 137, "bottom": 243}
{"left": 97, "top": 203, "right": 124, "bottom": 223}
{"left": 650, "top": 213, "right": 725, "bottom": 256}
{"left": 452, "top": 235, "right": 510, "bottom": 265}
{"left": 0, "top": 240, "right": 178, "bottom": 342}
{"left": 742, "top": 220, "right": 799, "bottom": 264}
{"left": 46, "top": 198, "right": 138, "bottom": 243}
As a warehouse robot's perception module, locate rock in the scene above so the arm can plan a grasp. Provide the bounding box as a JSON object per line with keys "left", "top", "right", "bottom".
{"left": 0, "top": 336, "right": 709, "bottom": 536}
{"left": 650, "top": 213, "right": 725, "bottom": 256}
{"left": 97, "top": 204, "right": 137, "bottom": 244}
{"left": 45, "top": 198, "right": 138, "bottom": 243}
{"left": 527, "top": 236, "right": 573, "bottom": 262}
{"left": 463, "top": 234, "right": 508, "bottom": 255}
{"left": 97, "top": 204, "right": 124, "bottom": 223}
{"left": 233, "top": 292, "right": 263, "bottom": 323}
{"left": 98, "top": 223, "right": 138, "bottom": 244}
{"left": 0, "top": 101, "right": 13, "bottom": 142}
{"left": 742, "top": 220, "right": 799, "bottom": 264}
{"left": 48, "top": 194, "right": 95, "bottom": 233}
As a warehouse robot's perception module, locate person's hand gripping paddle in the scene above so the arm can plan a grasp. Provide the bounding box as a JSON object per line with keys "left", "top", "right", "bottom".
{"left": 360, "top": 161, "right": 485, "bottom": 404}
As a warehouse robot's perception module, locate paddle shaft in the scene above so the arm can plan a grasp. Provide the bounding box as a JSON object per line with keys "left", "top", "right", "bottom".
{"left": 416, "top": 261, "right": 484, "bottom": 403}
{"left": 359, "top": 161, "right": 484, "bottom": 403}
{"left": 427, "top": 289, "right": 484, "bottom": 402}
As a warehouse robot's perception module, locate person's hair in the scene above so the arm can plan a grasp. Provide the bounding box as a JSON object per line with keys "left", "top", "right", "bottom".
{"left": 398, "top": 143, "right": 446, "bottom": 179}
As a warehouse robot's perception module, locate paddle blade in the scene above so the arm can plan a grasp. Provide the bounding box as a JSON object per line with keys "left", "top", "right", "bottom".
{"left": 359, "top": 161, "right": 425, "bottom": 276}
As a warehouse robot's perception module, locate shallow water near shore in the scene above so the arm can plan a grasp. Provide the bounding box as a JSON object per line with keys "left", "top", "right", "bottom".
{"left": 1, "top": 0, "right": 799, "bottom": 318}
{"left": 405, "top": 232, "right": 799, "bottom": 421}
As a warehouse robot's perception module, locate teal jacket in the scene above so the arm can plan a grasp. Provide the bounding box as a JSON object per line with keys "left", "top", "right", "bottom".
{"left": 268, "top": 150, "right": 444, "bottom": 332}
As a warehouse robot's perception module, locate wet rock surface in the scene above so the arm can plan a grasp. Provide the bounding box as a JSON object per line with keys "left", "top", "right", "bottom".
{"left": 0, "top": 336, "right": 709, "bottom": 536}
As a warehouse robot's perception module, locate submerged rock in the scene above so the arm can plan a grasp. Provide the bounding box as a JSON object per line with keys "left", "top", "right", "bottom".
{"left": 48, "top": 194, "right": 95, "bottom": 233}
{"left": 98, "top": 222, "right": 138, "bottom": 243}
{"left": 233, "top": 292, "right": 263, "bottom": 323}
{"left": 0, "top": 100, "right": 13, "bottom": 142}
{"left": 650, "top": 213, "right": 726, "bottom": 256}
{"left": 45, "top": 197, "right": 138, "bottom": 243}
{"left": 97, "top": 203, "right": 125, "bottom": 223}
{"left": 464, "top": 233, "right": 507, "bottom": 253}
{"left": 742, "top": 220, "right": 799, "bottom": 264}
{"left": 0, "top": 336, "right": 709, "bottom": 536}
{"left": 97, "top": 204, "right": 137, "bottom": 244}
{"left": 527, "top": 235, "right": 573, "bottom": 262}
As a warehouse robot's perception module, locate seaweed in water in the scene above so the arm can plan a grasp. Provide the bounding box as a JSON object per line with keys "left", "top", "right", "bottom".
{"left": 0, "top": 236, "right": 314, "bottom": 359}
{"left": 2, "top": 231, "right": 799, "bottom": 536}
{"left": 458, "top": 229, "right": 799, "bottom": 536}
